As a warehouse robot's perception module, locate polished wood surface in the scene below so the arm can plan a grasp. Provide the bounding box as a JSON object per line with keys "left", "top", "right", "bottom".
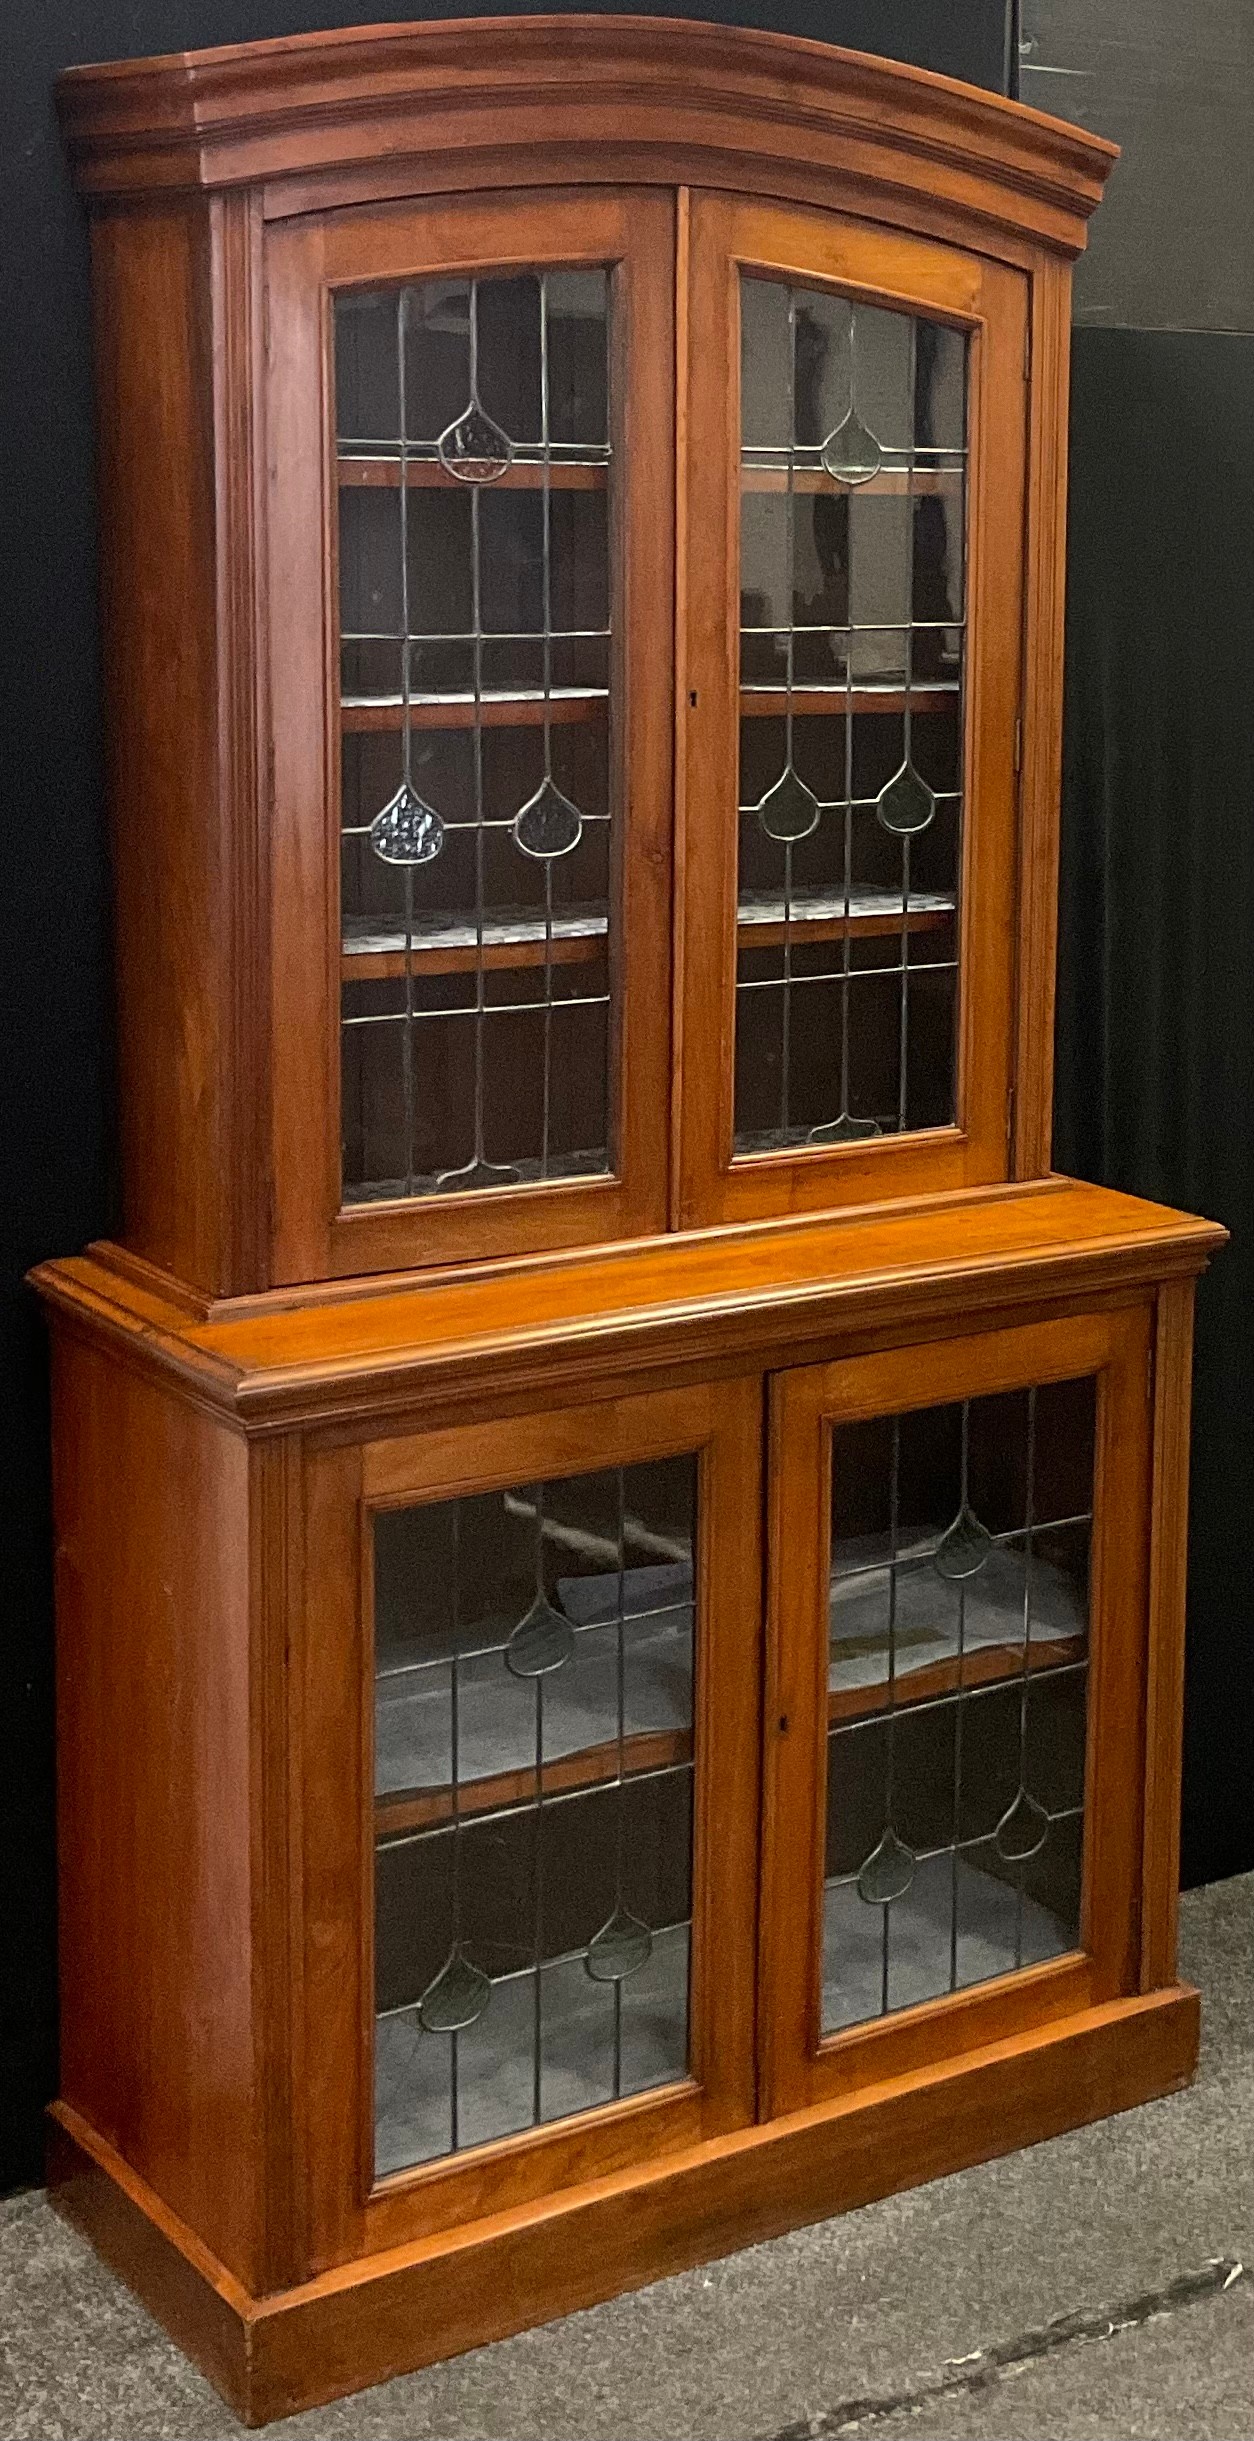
{"left": 50, "top": 1986, "right": 1198, "bottom": 2425}
{"left": 43, "top": 27, "right": 1218, "bottom": 2428}
{"left": 33, "top": 1180, "right": 1225, "bottom": 1433}
{"left": 49, "top": 1333, "right": 265, "bottom": 2286}
{"left": 298, "top": 1380, "right": 761, "bottom": 2271}
{"left": 759, "top": 1305, "right": 1154, "bottom": 2119}
{"left": 56, "top": 17, "right": 1117, "bottom": 270}
{"left": 266, "top": 185, "right": 676, "bottom": 1283}
{"left": 677, "top": 192, "right": 1027, "bottom": 1228}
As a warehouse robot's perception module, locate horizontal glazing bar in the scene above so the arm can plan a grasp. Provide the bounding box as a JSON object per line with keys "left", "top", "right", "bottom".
{"left": 376, "top": 1594, "right": 694, "bottom": 1682}
{"left": 340, "top": 438, "right": 612, "bottom": 464}
{"left": 742, "top": 443, "right": 966, "bottom": 464}
{"left": 821, "top": 1802, "right": 1087, "bottom": 1896}
{"left": 832, "top": 1512, "right": 1095, "bottom": 1588}
{"left": 736, "top": 959, "right": 959, "bottom": 992}
{"left": 376, "top": 1913, "right": 691, "bottom": 2022}
{"left": 342, "top": 626, "right": 611, "bottom": 647}
{"left": 741, "top": 619, "right": 967, "bottom": 637}
{"left": 343, "top": 991, "right": 611, "bottom": 1029}
{"left": 737, "top": 790, "right": 961, "bottom": 819}
{"left": 342, "top": 810, "right": 611, "bottom": 840}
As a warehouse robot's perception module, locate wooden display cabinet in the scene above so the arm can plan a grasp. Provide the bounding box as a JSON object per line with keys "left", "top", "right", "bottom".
{"left": 36, "top": 17, "right": 1224, "bottom": 2426}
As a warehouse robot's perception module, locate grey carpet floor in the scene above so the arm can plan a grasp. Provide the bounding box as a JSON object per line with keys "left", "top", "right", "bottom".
{"left": 1, "top": 1872, "right": 1250, "bottom": 2441}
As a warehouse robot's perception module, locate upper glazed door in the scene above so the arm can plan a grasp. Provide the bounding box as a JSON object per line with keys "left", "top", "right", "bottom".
{"left": 676, "top": 195, "right": 1029, "bottom": 1226}
{"left": 267, "top": 189, "right": 675, "bottom": 1280}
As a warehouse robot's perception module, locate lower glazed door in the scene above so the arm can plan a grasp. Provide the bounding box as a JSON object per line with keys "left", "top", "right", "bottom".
{"left": 299, "top": 1376, "right": 762, "bottom": 2272}
{"left": 759, "top": 1306, "right": 1153, "bottom": 2116}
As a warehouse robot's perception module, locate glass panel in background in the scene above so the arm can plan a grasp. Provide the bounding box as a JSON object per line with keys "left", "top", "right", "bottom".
{"left": 373, "top": 1453, "right": 698, "bottom": 2177}
{"left": 822, "top": 1375, "right": 1096, "bottom": 2032}
{"left": 736, "top": 275, "right": 967, "bottom": 1155}
{"left": 335, "top": 271, "right": 615, "bottom": 1203}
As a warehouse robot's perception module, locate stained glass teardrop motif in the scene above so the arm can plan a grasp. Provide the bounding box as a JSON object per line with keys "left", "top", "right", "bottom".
{"left": 370, "top": 780, "right": 446, "bottom": 866}
{"left": 754, "top": 764, "right": 821, "bottom": 843}
{"left": 934, "top": 1505, "right": 994, "bottom": 1582}
{"left": 857, "top": 1828, "right": 917, "bottom": 1907}
{"left": 820, "top": 406, "right": 883, "bottom": 488}
{"left": 876, "top": 761, "right": 937, "bottom": 838}
{"left": 418, "top": 1945, "right": 492, "bottom": 2035}
{"left": 505, "top": 1592, "right": 575, "bottom": 1680}
{"left": 585, "top": 1904, "right": 653, "bottom": 1984}
{"left": 436, "top": 401, "right": 514, "bottom": 484}
{"left": 513, "top": 777, "right": 584, "bottom": 861}
{"left": 995, "top": 1788, "right": 1051, "bottom": 1864}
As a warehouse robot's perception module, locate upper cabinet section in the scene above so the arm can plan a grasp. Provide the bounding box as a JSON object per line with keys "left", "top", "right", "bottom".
{"left": 58, "top": 17, "right": 1116, "bottom": 1300}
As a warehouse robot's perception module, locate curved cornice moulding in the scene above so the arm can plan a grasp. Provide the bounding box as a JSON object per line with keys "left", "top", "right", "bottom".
{"left": 57, "top": 13, "right": 1116, "bottom": 257}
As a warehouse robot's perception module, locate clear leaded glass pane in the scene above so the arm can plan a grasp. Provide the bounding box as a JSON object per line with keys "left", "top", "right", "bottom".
{"left": 373, "top": 1454, "right": 697, "bottom": 2177}
{"left": 822, "top": 1376, "right": 1095, "bottom": 2030}
{"left": 736, "top": 276, "right": 968, "bottom": 1153}
{"left": 335, "top": 272, "right": 615, "bottom": 1203}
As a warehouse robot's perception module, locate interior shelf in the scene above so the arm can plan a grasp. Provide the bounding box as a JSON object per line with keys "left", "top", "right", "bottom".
{"left": 341, "top": 690, "right": 606, "bottom": 733}
{"left": 740, "top": 464, "right": 963, "bottom": 497}
{"left": 739, "top": 684, "right": 958, "bottom": 718}
{"left": 341, "top": 888, "right": 955, "bottom": 980}
{"left": 338, "top": 451, "right": 610, "bottom": 492}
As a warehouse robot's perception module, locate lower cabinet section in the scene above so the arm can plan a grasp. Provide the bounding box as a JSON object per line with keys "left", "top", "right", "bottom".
{"left": 38, "top": 1194, "right": 1221, "bottom": 2423}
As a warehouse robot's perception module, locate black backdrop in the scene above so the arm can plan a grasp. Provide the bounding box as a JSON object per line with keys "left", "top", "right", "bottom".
{"left": 4, "top": 0, "right": 1250, "bottom": 2195}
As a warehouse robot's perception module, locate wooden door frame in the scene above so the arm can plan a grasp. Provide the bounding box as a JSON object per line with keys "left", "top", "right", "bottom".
{"left": 265, "top": 185, "right": 676, "bottom": 1285}
{"left": 675, "top": 190, "right": 1029, "bottom": 1228}
{"left": 760, "top": 1302, "right": 1153, "bottom": 2119}
{"left": 297, "top": 1372, "right": 762, "bottom": 2275}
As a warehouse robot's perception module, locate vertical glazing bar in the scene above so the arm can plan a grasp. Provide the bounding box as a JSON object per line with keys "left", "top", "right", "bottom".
{"left": 396, "top": 290, "right": 416, "bottom": 1195}
{"left": 539, "top": 276, "right": 556, "bottom": 1178}
{"left": 881, "top": 1412, "right": 902, "bottom": 2014}
{"left": 898, "top": 318, "right": 919, "bottom": 1134}
{"left": 949, "top": 1399, "right": 970, "bottom": 1992}
{"left": 449, "top": 1499, "right": 463, "bottom": 2154}
{"left": 1014, "top": 1389, "right": 1038, "bottom": 1970}
{"left": 469, "top": 281, "right": 489, "bottom": 1175}
{"left": 532, "top": 1482, "right": 546, "bottom": 2124}
{"left": 839, "top": 299, "right": 857, "bottom": 1128}
{"left": 779, "top": 291, "right": 800, "bottom": 1143}
{"left": 612, "top": 1463, "right": 628, "bottom": 2098}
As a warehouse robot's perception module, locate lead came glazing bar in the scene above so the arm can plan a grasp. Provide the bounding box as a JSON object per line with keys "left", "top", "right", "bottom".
{"left": 735, "top": 278, "right": 967, "bottom": 1155}
{"left": 373, "top": 1455, "right": 697, "bottom": 2178}
{"left": 823, "top": 1379, "right": 1096, "bottom": 2033}
{"left": 336, "top": 270, "right": 615, "bottom": 1203}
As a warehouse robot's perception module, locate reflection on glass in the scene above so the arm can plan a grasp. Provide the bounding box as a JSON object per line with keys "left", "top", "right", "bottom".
{"left": 822, "top": 1376, "right": 1096, "bottom": 2031}
{"left": 736, "top": 276, "right": 968, "bottom": 1154}
{"left": 373, "top": 1454, "right": 698, "bottom": 2176}
{"left": 335, "top": 271, "right": 615, "bottom": 1203}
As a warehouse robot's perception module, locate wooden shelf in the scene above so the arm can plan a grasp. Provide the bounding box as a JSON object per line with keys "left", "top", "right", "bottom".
{"left": 740, "top": 685, "right": 958, "bottom": 719}
{"left": 338, "top": 453, "right": 608, "bottom": 493}
{"left": 741, "top": 464, "right": 962, "bottom": 497}
{"left": 341, "top": 690, "right": 606, "bottom": 733}
{"left": 340, "top": 889, "right": 955, "bottom": 981}
{"left": 374, "top": 1725, "right": 692, "bottom": 1838}
{"left": 827, "top": 1633, "right": 1086, "bottom": 1726}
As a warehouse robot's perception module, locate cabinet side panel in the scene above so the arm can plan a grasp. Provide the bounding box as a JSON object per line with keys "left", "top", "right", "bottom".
{"left": 90, "top": 206, "right": 228, "bottom": 1293}
{"left": 51, "top": 1329, "right": 262, "bottom": 2284}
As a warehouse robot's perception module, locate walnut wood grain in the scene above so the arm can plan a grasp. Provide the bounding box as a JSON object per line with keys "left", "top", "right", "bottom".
{"left": 50, "top": 1986, "right": 1198, "bottom": 2425}
{"left": 56, "top": 17, "right": 1117, "bottom": 272}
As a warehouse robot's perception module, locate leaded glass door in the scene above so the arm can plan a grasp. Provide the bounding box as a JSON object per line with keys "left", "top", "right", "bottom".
{"left": 266, "top": 189, "right": 675, "bottom": 1283}
{"left": 299, "top": 1378, "right": 761, "bottom": 2270}
{"left": 677, "top": 193, "right": 1029, "bottom": 1228}
{"left": 759, "top": 1308, "right": 1152, "bottom": 2117}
